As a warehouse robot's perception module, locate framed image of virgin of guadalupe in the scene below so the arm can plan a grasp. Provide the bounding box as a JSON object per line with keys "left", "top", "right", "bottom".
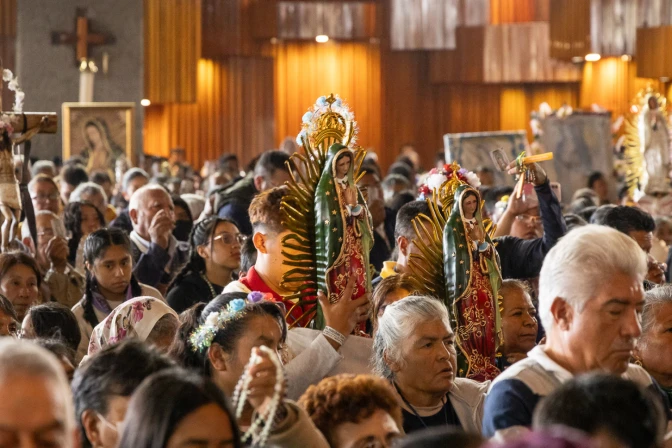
{"left": 62, "top": 102, "right": 135, "bottom": 172}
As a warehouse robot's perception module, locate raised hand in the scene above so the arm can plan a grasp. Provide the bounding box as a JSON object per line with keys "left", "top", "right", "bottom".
{"left": 244, "top": 347, "right": 285, "bottom": 416}
{"left": 318, "top": 276, "right": 371, "bottom": 346}
{"left": 149, "top": 209, "right": 175, "bottom": 249}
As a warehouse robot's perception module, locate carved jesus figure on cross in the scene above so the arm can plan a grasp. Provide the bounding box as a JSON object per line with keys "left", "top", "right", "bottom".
{"left": 0, "top": 67, "right": 58, "bottom": 251}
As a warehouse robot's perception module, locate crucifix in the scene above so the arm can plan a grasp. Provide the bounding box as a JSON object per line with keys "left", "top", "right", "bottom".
{"left": 0, "top": 69, "right": 58, "bottom": 251}
{"left": 51, "top": 8, "right": 115, "bottom": 66}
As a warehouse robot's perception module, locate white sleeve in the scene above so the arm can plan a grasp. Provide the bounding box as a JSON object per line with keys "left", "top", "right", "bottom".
{"left": 284, "top": 330, "right": 343, "bottom": 400}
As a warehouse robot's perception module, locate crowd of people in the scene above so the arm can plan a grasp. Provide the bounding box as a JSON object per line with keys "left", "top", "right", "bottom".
{"left": 0, "top": 145, "right": 670, "bottom": 448}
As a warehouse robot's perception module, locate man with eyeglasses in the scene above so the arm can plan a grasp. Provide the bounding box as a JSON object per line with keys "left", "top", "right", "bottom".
{"left": 29, "top": 175, "right": 62, "bottom": 215}
{"left": 494, "top": 184, "right": 543, "bottom": 241}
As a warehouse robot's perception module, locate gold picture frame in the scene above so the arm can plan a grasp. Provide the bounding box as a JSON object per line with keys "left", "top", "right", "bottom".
{"left": 62, "top": 102, "right": 136, "bottom": 171}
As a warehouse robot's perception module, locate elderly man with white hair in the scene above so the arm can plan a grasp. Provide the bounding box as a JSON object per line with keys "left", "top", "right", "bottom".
{"left": 482, "top": 225, "right": 670, "bottom": 439}
{"left": 372, "top": 295, "right": 488, "bottom": 435}
{"left": 0, "top": 339, "right": 77, "bottom": 447}
{"left": 128, "top": 184, "right": 188, "bottom": 294}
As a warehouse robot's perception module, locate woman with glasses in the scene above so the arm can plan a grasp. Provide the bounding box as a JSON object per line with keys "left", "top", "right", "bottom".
{"left": 28, "top": 174, "right": 62, "bottom": 215}
{"left": 167, "top": 217, "right": 244, "bottom": 313}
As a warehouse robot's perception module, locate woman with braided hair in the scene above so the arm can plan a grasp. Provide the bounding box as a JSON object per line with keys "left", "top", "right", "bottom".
{"left": 166, "top": 216, "right": 244, "bottom": 313}
{"left": 71, "top": 228, "right": 163, "bottom": 362}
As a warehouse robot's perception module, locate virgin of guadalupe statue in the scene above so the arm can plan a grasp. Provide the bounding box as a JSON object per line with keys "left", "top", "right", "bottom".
{"left": 0, "top": 132, "right": 21, "bottom": 252}
{"left": 314, "top": 143, "right": 374, "bottom": 328}
{"left": 281, "top": 94, "right": 373, "bottom": 331}
{"left": 443, "top": 184, "right": 502, "bottom": 381}
{"left": 81, "top": 118, "right": 123, "bottom": 173}
{"left": 639, "top": 96, "right": 671, "bottom": 194}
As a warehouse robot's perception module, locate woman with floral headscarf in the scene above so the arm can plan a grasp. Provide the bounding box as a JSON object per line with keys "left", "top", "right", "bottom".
{"left": 87, "top": 296, "right": 178, "bottom": 357}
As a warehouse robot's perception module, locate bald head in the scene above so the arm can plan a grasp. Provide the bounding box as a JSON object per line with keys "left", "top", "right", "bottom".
{"left": 129, "top": 185, "right": 174, "bottom": 239}
{"left": 0, "top": 339, "right": 75, "bottom": 447}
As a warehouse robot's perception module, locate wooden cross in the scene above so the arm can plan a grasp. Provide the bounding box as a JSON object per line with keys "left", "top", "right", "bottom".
{"left": 51, "top": 8, "right": 115, "bottom": 66}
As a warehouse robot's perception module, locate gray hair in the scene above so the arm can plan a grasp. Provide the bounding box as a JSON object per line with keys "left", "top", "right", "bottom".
{"left": 122, "top": 167, "right": 149, "bottom": 193}
{"left": 0, "top": 339, "right": 74, "bottom": 431}
{"left": 36, "top": 209, "right": 62, "bottom": 223}
{"left": 70, "top": 181, "right": 108, "bottom": 205}
{"left": 538, "top": 225, "right": 647, "bottom": 331}
{"left": 642, "top": 285, "right": 672, "bottom": 334}
{"left": 372, "top": 295, "right": 450, "bottom": 380}
{"left": 31, "top": 160, "right": 56, "bottom": 178}
{"left": 129, "top": 184, "right": 171, "bottom": 213}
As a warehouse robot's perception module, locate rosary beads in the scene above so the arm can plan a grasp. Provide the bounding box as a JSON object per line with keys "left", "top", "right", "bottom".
{"left": 231, "top": 345, "right": 285, "bottom": 446}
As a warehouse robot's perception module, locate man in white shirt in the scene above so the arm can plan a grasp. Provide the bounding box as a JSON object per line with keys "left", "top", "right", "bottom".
{"left": 483, "top": 225, "right": 670, "bottom": 439}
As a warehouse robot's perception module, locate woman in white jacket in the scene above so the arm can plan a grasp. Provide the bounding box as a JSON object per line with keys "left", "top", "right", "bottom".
{"left": 372, "top": 295, "right": 489, "bottom": 435}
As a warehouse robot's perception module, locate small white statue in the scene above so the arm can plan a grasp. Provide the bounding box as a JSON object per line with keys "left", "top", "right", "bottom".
{"left": 639, "top": 96, "right": 671, "bottom": 194}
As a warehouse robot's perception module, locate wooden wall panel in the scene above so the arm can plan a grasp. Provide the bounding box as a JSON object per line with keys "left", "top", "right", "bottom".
{"left": 580, "top": 57, "right": 663, "bottom": 118}
{"left": 272, "top": 41, "right": 381, "bottom": 156}
{"left": 0, "top": 0, "right": 15, "bottom": 36}
{"left": 484, "top": 23, "right": 582, "bottom": 83}
{"left": 380, "top": 48, "right": 503, "bottom": 171}
{"left": 591, "top": 0, "right": 638, "bottom": 56}
{"left": 549, "top": 0, "right": 591, "bottom": 60}
{"left": 639, "top": 0, "right": 672, "bottom": 27}
{"left": 430, "top": 23, "right": 581, "bottom": 84}
{"left": 277, "top": 2, "right": 378, "bottom": 40}
{"left": 202, "top": 0, "right": 262, "bottom": 59}
{"left": 390, "top": 0, "right": 459, "bottom": 50}
{"left": 490, "top": 0, "right": 549, "bottom": 24}
{"left": 636, "top": 26, "right": 672, "bottom": 78}
{"left": 145, "top": 0, "right": 201, "bottom": 103}
{"left": 500, "top": 84, "right": 580, "bottom": 134}
{"left": 144, "top": 58, "right": 275, "bottom": 169}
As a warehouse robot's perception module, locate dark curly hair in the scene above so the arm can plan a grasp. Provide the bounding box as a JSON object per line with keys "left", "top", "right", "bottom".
{"left": 64, "top": 201, "right": 105, "bottom": 265}
{"left": 298, "top": 374, "right": 402, "bottom": 446}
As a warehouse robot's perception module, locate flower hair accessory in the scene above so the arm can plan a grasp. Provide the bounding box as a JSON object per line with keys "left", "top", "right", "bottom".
{"left": 189, "top": 293, "right": 273, "bottom": 352}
